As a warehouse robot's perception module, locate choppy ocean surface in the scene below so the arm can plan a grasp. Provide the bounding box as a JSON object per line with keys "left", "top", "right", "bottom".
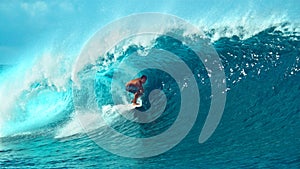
{"left": 0, "top": 1, "right": 299, "bottom": 168}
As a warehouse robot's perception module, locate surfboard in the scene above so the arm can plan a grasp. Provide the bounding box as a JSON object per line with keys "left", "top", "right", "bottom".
{"left": 132, "top": 103, "right": 142, "bottom": 108}
{"left": 131, "top": 100, "right": 142, "bottom": 108}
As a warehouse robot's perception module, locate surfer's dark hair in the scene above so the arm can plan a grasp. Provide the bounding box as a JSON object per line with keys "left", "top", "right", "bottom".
{"left": 141, "top": 75, "right": 147, "bottom": 79}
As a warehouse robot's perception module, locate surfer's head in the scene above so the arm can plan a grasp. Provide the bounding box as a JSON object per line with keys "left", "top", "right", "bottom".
{"left": 141, "top": 75, "right": 147, "bottom": 83}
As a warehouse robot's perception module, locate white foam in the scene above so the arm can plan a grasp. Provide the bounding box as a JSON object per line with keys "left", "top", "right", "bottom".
{"left": 55, "top": 111, "right": 105, "bottom": 139}
{"left": 193, "top": 12, "right": 293, "bottom": 42}
{"left": 0, "top": 52, "right": 72, "bottom": 137}
{"left": 55, "top": 102, "right": 138, "bottom": 139}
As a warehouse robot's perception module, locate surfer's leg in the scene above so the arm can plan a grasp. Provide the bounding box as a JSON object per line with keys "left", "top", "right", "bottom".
{"left": 132, "top": 92, "right": 141, "bottom": 105}
{"left": 128, "top": 86, "right": 140, "bottom": 104}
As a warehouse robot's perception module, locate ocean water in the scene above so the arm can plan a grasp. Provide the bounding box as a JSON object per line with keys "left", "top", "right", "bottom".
{"left": 0, "top": 1, "right": 300, "bottom": 168}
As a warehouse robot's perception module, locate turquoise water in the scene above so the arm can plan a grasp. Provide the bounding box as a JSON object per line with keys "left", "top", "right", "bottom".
{"left": 0, "top": 0, "right": 300, "bottom": 168}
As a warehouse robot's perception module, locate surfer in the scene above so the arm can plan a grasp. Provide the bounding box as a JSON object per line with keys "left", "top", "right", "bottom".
{"left": 125, "top": 75, "right": 147, "bottom": 105}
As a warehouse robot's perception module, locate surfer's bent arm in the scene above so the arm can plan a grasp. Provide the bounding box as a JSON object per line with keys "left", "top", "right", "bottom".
{"left": 125, "top": 81, "right": 135, "bottom": 88}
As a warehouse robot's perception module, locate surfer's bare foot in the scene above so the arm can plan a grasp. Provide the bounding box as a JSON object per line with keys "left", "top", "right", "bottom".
{"left": 132, "top": 103, "right": 140, "bottom": 106}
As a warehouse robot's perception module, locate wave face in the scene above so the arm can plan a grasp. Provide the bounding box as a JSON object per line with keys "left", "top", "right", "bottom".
{"left": 0, "top": 1, "right": 300, "bottom": 168}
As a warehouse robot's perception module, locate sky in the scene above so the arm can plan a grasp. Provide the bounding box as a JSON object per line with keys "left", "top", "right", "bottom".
{"left": 0, "top": 0, "right": 299, "bottom": 65}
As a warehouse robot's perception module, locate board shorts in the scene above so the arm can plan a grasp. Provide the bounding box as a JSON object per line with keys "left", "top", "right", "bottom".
{"left": 126, "top": 85, "right": 139, "bottom": 94}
